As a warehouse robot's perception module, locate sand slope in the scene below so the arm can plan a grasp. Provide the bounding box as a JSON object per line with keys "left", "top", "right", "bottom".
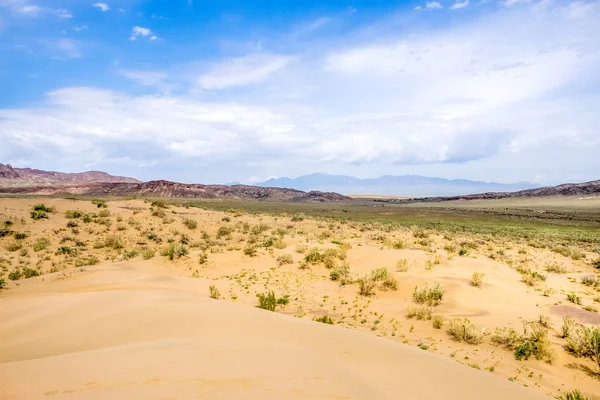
{"left": 0, "top": 265, "right": 551, "bottom": 400}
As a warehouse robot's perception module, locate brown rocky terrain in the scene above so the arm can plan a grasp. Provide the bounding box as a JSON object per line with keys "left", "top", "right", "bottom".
{"left": 376, "top": 179, "right": 600, "bottom": 203}
{"left": 0, "top": 180, "right": 349, "bottom": 202}
{"left": 0, "top": 163, "right": 141, "bottom": 187}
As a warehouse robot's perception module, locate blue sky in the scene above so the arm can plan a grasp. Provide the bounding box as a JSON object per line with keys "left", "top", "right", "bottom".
{"left": 1, "top": 0, "right": 599, "bottom": 185}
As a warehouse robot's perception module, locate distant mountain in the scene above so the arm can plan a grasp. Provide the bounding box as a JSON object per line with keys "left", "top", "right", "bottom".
{"left": 255, "top": 173, "right": 539, "bottom": 197}
{"left": 0, "top": 163, "right": 141, "bottom": 187}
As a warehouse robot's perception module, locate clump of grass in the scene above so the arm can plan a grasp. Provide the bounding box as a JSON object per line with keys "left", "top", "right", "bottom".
{"left": 567, "top": 292, "right": 582, "bottom": 305}
{"left": 209, "top": 285, "right": 220, "bottom": 299}
{"left": 141, "top": 248, "right": 155, "bottom": 260}
{"left": 471, "top": 272, "right": 485, "bottom": 287}
{"left": 358, "top": 276, "right": 377, "bottom": 296}
{"left": 8, "top": 269, "right": 22, "bottom": 280}
{"left": 123, "top": 249, "right": 138, "bottom": 260}
{"left": 295, "top": 244, "right": 308, "bottom": 254}
{"left": 514, "top": 323, "right": 555, "bottom": 363}
{"left": 314, "top": 315, "right": 334, "bottom": 324}
{"left": 381, "top": 275, "right": 398, "bottom": 291}
{"left": 560, "top": 390, "right": 588, "bottom": 400}
{"left": 565, "top": 326, "right": 600, "bottom": 370}
{"left": 5, "top": 242, "right": 22, "bottom": 252}
{"left": 0, "top": 278, "right": 6, "bottom": 289}
{"left": 256, "top": 291, "right": 277, "bottom": 311}
{"left": 94, "top": 235, "right": 124, "bottom": 250}
{"left": 562, "top": 316, "right": 576, "bottom": 338}
{"left": 580, "top": 274, "right": 597, "bottom": 286}
{"left": 592, "top": 258, "right": 600, "bottom": 269}
{"left": 75, "top": 255, "right": 99, "bottom": 267}
{"left": 330, "top": 263, "right": 351, "bottom": 282}
{"left": 521, "top": 270, "right": 547, "bottom": 286}
{"left": 545, "top": 262, "right": 567, "bottom": 273}
{"left": 98, "top": 209, "right": 111, "bottom": 218}
{"left": 447, "top": 318, "right": 484, "bottom": 344}
{"left": 33, "top": 237, "right": 50, "bottom": 252}
{"left": 22, "top": 267, "right": 40, "bottom": 279}
{"left": 92, "top": 199, "right": 108, "bottom": 208}
{"left": 458, "top": 248, "right": 468, "bottom": 256}
{"left": 65, "top": 209, "right": 83, "bottom": 219}
{"left": 396, "top": 258, "right": 409, "bottom": 272}
{"left": 13, "top": 232, "right": 27, "bottom": 240}
{"left": 491, "top": 327, "right": 521, "bottom": 348}
{"left": 160, "top": 243, "right": 188, "bottom": 260}
{"left": 406, "top": 306, "right": 433, "bottom": 320}
{"left": 412, "top": 282, "right": 444, "bottom": 306}
{"left": 182, "top": 217, "right": 198, "bottom": 230}
{"left": 243, "top": 243, "right": 258, "bottom": 257}
{"left": 277, "top": 253, "right": 293, "bottom": 266}
{"left": 433, "top": 315, "right": 444, "bottom": 329}
{"left": 583, "top": 305, "right": 598, "bottom": 313}
{"left": 370, "top": 267, "right": 389, "bottom": 281}
{"left": 55, "top": 246, "right": 74, "bottom": 255}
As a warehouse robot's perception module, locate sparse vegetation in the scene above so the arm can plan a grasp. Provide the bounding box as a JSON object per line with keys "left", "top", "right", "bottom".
{"left": 161, "top": 243, "right": 188, "bottom": 260}
{"left": 433, "top": 315, "right": 444, "bottom": 329}
{"left": 567, "top": 292, "right": 582, "bottom": 305}
{"left": 412, "top": 282, "right": 444, "bottom": 306}
{"left": 182, "top": 217, "right": 198, "bottom": 230}
{"left": 314, "top": 315, "right": 334, "bottom": 324}
{"left": 209, "top": 285, "right": 220, "bottom": 299}
{"left": 406, "top": 306, "right": 433, "bottom": 320}
{"left": 471, "top": 272, "right": 485, "bottom": 287}
{"left": 358, "top": 276, "right": 377, "bottom": 296}
{"left": 560, "top": 390, "right": 588, "bottom": 400}
{"left": 256, "top": 291, "right": 277, "bottom": 311}
{"left": 447, "top": 318, "right": 484, "bottom": 344}
{"left": 276, "top": 253, "right": 293, "bottom": 266}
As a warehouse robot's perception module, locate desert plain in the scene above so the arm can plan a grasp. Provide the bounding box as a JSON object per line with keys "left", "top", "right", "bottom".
{"left": 1, "top": 196, "right": 599, "bottom": 399}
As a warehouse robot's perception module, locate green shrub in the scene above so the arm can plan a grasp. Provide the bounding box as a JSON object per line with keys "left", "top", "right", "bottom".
{"left": 330, "top": 263, "right": 351, "bottom": 282}
{"left": 562, "top": 316, "right": 575, "bottom": 339}
{"left": 33, "top": 203, "right": 54, "bottom": 212}
{"left": 396, "top": 259, "right": 409, "bottom": 272}
{"left": 22, "top": 267, "right": 39, "bottom": 279}
{"left": 471, "top": 272, "right": 485, "bottom": 287}
{"left": 182, "top": 218, "right": 197, "bottom": 230}
{"left": 257, "top": 291, "right": 277, "bottom": 311}
{"left": 142, "top": 248, "right": 155, "bottom": 260}
{"left": 370, "top": 267, "right": 389, "bottom": 281}
{"left": 150, "top": 200, "right": 166, "bottom": 208}
{"left": 123, "top": 249, "right": 138, "bottom": 260}
{"left": 30, "top": 210, "right": 48, "bottom": 220}
{"left": 276, "top": 253, "right": 293, "bottom": 266}
{"left": 161, "top": 243, "right": 188, "bottom": 260}
{"left": 75, "top": 256, "right": 99, "bottom": 267}
{"left": 314, "top": 315, "right": 334, "bottom": 324}
{"left": 358, "top": 276, "right": 376, "bottom": 296}
{"left": 33, "top": 238, "right": 51, "bottom": 252}
{"left": 56, "top": 246, "right": 74, "bottom": 255}
{"left": 412, "top": 282, "right": 444, "bottom": 306}
{"left": 243, "top": 243, "right": 258, "bottom": 257}
{"left": 92, "top": 199, "right": 108, "bottom": 208}
{"left": 433, "top": 315, "right": 444, "bottom": 329}
{"left": 65, "top": 209, "right": 83, "bottom": 219}
{"left": 458, "top": 248, "right": 467, "bottom": 256}
{"left": 581, "top": 274, "right": 597, "bottom": 286}
{"left": 447, "top": 318, "right": 484, "bottom": 344}
{"left": 305, "top": 248, "right": 324, "bottom": 264}
{"left": 514, "top": 323, "right": 555, "bottom": 363}
{"left": 545, "top": 262, "right": 567, "bottom": 273}
{"left": 406, "top": 306, "right": 432, "bottom": 320}
{"left": 66, "top": 220, "right": 78, "bottom": 228}
{"left": 561, "top": 390, "right": 588, "bottom": 400}
{"left": 209, "top": 285, "right": 220, "bottom": 299}
{"left": 98, "top": 209, "right": 110, "bottom": 218}
{"left": 381, "top": 275, "right": 398, "bottom": 290}
{"left": 0, "top": 278, "right": 6, "bottom": 289}
{"left": 593, "top": 258, "right": 600, "bottom": 269}
{"left": 8, "top": 270, "right": 22, "bottom": 280}
{"left": 276, "top": 295, "right": 290, "bottom": 305}
{"left": 13, "top": 232, "right": 27, "bottom": 240}
{"left": 565, "top": 326, "right": 600, "bottom": 369}
{"left": 6, "top": 242, "right": 22, "bottom": 252}
{"left": 567, "top": 292, "right": 582, "bottom": 305}
{"left": 491, "top": 327, "right": 521, "bottom": 348}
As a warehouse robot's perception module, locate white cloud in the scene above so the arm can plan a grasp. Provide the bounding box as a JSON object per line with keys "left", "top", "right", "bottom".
{"left": 9, "top": 3, "right": 72, "bottom": 18}
{"left": 451, "top": 0, "right": 469, "bottom": 9}
{"left": 503, "top": 0, "right": 531, "bottom": 6}
{"left": 92, "top": 2, "right": 109, "bottom": 12}
{"left": 73, "top": 25, "right": 88, "bottom": 32}
{"left": 119, "top": 69, "right": 178, "bottom": 92}
{"left": 426, "top": 1, "right": 443, "bottom": 8}
{"left": 44, "top": 38, "right": 82, "bottom": 59}
{"left": 130, "top": 26, "right": 155, "bottom": 41}
{"left": 197, "top": 54, "right": 293, "bottom": 89}
{"left": 414, "top": 6, "right": 422, "bottom": 10}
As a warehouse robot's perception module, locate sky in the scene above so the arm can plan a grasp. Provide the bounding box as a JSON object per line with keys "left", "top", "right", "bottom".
{"left": 0, "top": 0, "right": 599, "bottom": 185}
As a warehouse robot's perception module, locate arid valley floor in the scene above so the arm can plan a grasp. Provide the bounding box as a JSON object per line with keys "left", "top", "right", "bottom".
{"left": 1, "top": 197, "right": 599, "bottom": 399}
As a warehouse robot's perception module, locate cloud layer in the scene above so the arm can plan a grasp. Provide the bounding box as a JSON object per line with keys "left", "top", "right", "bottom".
{"left": 1, "top": 1, "right": 599, "bottom": 184}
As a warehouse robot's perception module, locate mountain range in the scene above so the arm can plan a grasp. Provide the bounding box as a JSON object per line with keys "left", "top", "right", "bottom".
{"left": 255, "top": 173, "right": 539, "bottom": 197}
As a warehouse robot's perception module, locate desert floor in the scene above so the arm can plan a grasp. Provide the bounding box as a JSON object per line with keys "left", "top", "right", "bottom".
{"left": 1, "top": 198, "right": 599, "bottom": 399}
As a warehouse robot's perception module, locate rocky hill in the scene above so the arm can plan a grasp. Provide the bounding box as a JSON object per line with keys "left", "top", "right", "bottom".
{"left": 0, "top": 163, "right": 141, "bottom": 187}
{"left": 380, "top": 179, "right": 600, "bottom": 203}
{"left": 0, "top": 180, "right": 348, "bottom": 202}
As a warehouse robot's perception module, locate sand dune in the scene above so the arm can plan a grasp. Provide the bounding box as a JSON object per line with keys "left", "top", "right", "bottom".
{"left": 0, "top": 265, "right": 551, "bottom": 400}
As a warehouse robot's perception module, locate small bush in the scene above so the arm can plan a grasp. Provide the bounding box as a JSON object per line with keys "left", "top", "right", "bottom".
{"left": 381, "top": 275, "right": 398, "bottom": 291}
{"left": 330, "top": 263, "right": 350, "bottom": 282}
{"left": 358, "top": 276, "right": 377, "bottom": 296}
{"left": 182, "top": 218, "right": 198, "bottom": 230}
{"left": 13, "top": 232, "right": 27, "bottom": 240}
{"left": 22, "top": 267, "right": 40, "bottom": 279}
{"left": 567, "top": 292, "right": 582, "bottom": 305}
{"left": 514, "top": 323, "right": 555, "bottom": 363}
{"left": 8, "top": 270, "right": 22, "bottom": 280}
{"left": 562, "top": 316, "right": 575, "bottom": 338}
{"left": 581, "top": 274, "right": 597, "bottom": 286}
{"left": 412, "top": 282, "right": 444, "bottom": 306}
{"left": 471, "top": 272, "right": 485, "bottom": 287}
{"left": 123, "top": 249, "right": 138, "bottom": 260}
{"left": 66, "top": 220, "right": 78, "bottom": 228}
{"left": 33, "top": 237, "right": 51, "bottom": 252}
{"left": 243, "top": 243, "right": 258, "bottom": 257}
{"left": 276, "top": 253, "right": 293, "bottom": 266}
{"left": 161, "top": 243, "right": 188, "bottom": 260}
{"left": 396, "top": 259, "right": 409, "bottom": 272}
{"left": 142, "top": 248, "right": 155, "bottom": 260}
{"left": 314, "top": 315, "right": 334, "bottom": 324}
{"left": 65, "top": 209, "right": 83, "bottom": 219}
{"left": 295, "top": 244, "right": 308, "bottom": 254}
{"left": 209, "top": 285, "right": 220, "bottom": 299}
{"left": 75, "top": 256, "right": 99, "bottom": 267}
{"left": 491, "top": 327, "right": 521, "bottom": 348}
{"left": 565, "top": 326, "right": 600, "bottom": 369}
{"left": 257, "top": 291, "right": 277, "bottom": 311}
{"left": 433, "top": 315, "right": 444, "bottom": 329}
{"left": 406, "top": 306, "right": 432, "bottom": 320}
{"left": 521, "top": 270, "right": 547, "bottom": 286}
{"left": 56, "top": 246, "right": 74, "bottom": 255}
{"left": 92, "top": 199, "right": 108, "bottom": 208}
{"left": 30, "top": 210, "right": 48, "bottom": 220}
{"left": 458, "top": 248, "right": 467, "bottom": 256}
{"left": 447, "top": 318, "right": 484, "bottom": 344}
{"left": 33, "top": 203, "right": 54, "bottom": 212}
{"left": 592, "top": 258, "right": 600, "bottom": 269}
{"left": 276, "top": 295, "right": 290, "bottom": 305}
{"left": 0, "top": 278, "right": 6, "bottom": 289}
{"left": 545, "top": 262, "right": 567, "bottom": 274}
{"left": 6, "top": 242, "right": 22, "bottom": 252}
{"left": 98, "top": 209, "right": 110, "bottom": 218}
{"left": 561, "top": 390, "right": 588, "bottom": 400}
